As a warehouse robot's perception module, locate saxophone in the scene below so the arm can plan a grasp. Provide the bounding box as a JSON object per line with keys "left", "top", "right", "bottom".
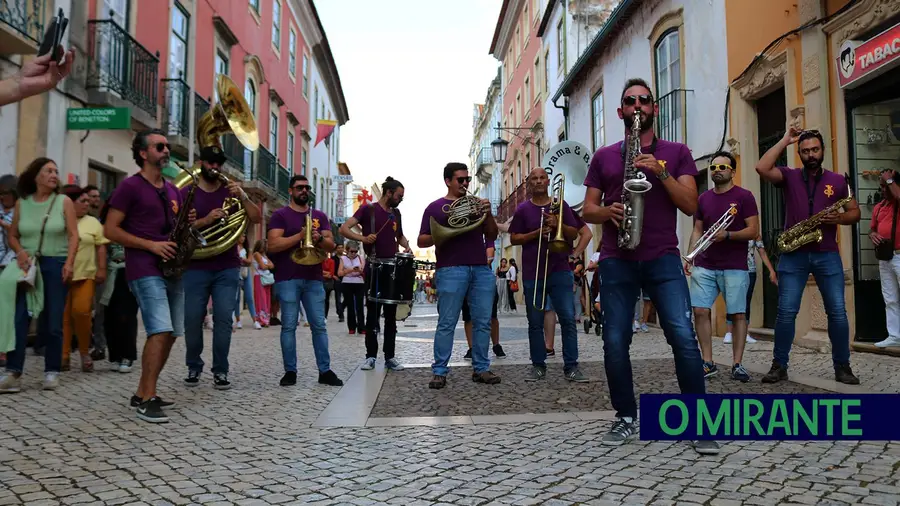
{"left": 618, "top": 112, "right": 653, "bottom": 250}
{"left": 160, "top": 165, "right": 208, "bottom": 278}
{"left": 776, "top": 176, "right": 853, "bottom": 253}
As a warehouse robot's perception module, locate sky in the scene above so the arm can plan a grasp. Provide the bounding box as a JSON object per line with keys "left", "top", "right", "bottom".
{"left": 314, "top": 0, "right": 503, "bottom": 254}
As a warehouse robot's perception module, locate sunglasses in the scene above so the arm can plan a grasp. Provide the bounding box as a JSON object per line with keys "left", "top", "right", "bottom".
{"left": 348, "top": 250, "right": 358, "bottom": 254}
{"left": 622, "top": 94, "right": 653, "bottom": 106}
{"left": 709, "top": 164, "right": 733, "bottom": 172}
{"left": 153, "top": 142, "right": 170, "bottom": 152}
{"left": 456, "top": 176, "right": 472, "bottom": 184}
{"left": 292, "top": 184, "right": 312, "bottom": 191}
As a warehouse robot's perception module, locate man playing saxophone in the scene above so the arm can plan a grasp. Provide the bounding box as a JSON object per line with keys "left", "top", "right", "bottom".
{"left": 684, "top": 151, "right": 758, "bottom": 383}
{"left": 756, "top": 128, "right": 860, "bottom": 385}
{"left": 509, "top": 167, "right": 587, "bottom": 383}
{"left": 582, "top": 78, "right": 713, "bottom": 453}
{"left": 181, "top": 146, "right": 261, "bottom": 391}
{"left": 418, "top": 162, "right": 499, "bottom": 389}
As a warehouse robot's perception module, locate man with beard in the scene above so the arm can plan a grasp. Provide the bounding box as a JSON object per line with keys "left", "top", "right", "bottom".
{"left": 268, "top": 175, "right": 343, "bottom": 387}
{"left": 340, "top": 176, "right": 411, "bottom": 371}
{"left": 105, "top": 129, "right": 186, "bottom": 423}
{"left": 756, "top": 128, "right": 860, "bottom": 385}
{"left": 684, "top": 151, "right": 758, "bottom": 383}
{"left": 181, "top": 146, "right": 261, "bottom": 390}
{"left": 582, "top": 78, "right": 714, "bottom": 453}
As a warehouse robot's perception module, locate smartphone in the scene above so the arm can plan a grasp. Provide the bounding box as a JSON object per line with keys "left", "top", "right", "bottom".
{"left": 37, "top": 9, "right": 68, "bottom": 63}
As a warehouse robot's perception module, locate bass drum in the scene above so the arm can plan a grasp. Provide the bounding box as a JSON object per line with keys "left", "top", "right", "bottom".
{"left": 366, "top": 252, "right": 415, "bottom": 304}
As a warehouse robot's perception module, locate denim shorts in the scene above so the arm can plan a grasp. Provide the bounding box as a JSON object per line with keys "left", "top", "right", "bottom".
{"left": 689, "top": 266, "right": 749, "bottom": 314}
{"left": 129, "top": 275, "right": 185, "bottom": 337}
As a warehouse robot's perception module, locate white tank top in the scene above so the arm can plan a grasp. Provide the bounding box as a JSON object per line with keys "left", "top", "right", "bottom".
{"left": 342, "top": 255, "right": 364, "bottom": 284}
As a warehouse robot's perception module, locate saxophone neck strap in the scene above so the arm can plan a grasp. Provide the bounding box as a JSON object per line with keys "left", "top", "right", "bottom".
{"left": 801, "top": 168, "right": 824, "bottom": 217}
{"left": 137, "top": 173, "right": 174, "bottom": 233}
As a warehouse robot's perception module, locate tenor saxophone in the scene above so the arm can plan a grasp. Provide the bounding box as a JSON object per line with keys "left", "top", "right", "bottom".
{"left": 776, "top": 177, "right": 853, "bottom": 253}
{"left": 618, "top": 112, "right": 653, "bottom": 250}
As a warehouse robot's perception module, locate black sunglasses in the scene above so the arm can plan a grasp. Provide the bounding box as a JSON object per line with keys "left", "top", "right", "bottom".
{"left": 153, "top": 142, "right": 170, "bottom": 152}
{"left": 292, "top": 184, "right": 312, "bottom": 191}
{"left": 622, "top": 94, "right": 653, "bottom": 106}
{"left": 456, "top": 176, "right": 472, "bottom": 184}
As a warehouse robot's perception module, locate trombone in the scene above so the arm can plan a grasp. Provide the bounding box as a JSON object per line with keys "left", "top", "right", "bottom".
{"left": 682, "top": 207, "right": 735, "bottom": 263}
{"left": 534, "top": 173, "right": 569, "bottom": 310}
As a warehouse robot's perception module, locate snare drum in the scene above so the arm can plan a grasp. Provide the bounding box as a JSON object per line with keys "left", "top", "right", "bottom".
{"left": 367, "top": 252, "right": 415, "bottom": 304}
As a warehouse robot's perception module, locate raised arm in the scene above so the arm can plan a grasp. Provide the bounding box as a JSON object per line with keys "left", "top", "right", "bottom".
{"left": 756, "top": 128, "right": 799, "bottom": 184}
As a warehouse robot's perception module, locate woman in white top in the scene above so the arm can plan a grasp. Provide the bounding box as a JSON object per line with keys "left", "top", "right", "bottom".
{"left": 234, "top": 235, "right": 260, "bottom": 330}
{"left": 506, "top": 259, "right": 518, "bottom": 312}
{"left": 339, "top": 241, "right": 366, "bottom": 335}
{"left": 252, "top": 239, "right": 275, "bottom": 327}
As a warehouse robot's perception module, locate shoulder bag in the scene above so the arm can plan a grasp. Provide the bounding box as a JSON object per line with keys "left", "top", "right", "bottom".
{"left": 20, "top": 194, "right": 59, "bottom": 287}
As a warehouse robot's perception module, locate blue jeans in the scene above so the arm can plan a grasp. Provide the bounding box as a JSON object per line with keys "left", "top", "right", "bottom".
{"left": 599, "top": 253, "right": 706, "bottom": 419}
{"left": 7, "top": 257, "right": 67, "bottom": 373}
{"left": 774, "top": 251, "right": 850, "bottom": 368}
{"left": 234, "top": 273, "right": 257, "bottom": 320}
{"left": 183, "top": 268, "right": 240, "bottom": 374}
{"left": 432, "top": 265, "right": 494, "bottom": 376}
{"left": 275, "top": 278, "right": 330, "bottom": 373}
{"left": 524, "top": 270, "right": 579, "bottom": 372}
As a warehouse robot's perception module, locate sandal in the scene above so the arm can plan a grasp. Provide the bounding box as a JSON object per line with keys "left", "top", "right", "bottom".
{"left": 81, "top": 355, "right": 94, "bottom": 373}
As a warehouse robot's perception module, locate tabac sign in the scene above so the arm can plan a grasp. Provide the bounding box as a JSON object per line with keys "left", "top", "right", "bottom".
{"left": 837, "top": 21, "right": 900, "bottom": 88}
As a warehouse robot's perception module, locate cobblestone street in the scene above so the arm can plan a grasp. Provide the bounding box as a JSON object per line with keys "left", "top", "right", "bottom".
{"left": 1, "top": 302, "right": 899, "bottom": 506}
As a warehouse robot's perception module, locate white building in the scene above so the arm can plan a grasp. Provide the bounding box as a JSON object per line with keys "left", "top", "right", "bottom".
{"left": 469, "top": 68, "right": 504, "bottom": 270}
{"left": 551, "top": 0, "right": 730, "bottom": 253}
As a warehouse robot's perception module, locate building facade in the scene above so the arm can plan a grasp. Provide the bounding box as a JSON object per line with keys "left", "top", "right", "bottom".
{"left": 469, "top": 68, "right": 504, "bottom": 270}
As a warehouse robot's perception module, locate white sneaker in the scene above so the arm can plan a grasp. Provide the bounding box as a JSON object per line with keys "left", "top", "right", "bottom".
{"left": 0, "top": 374, "right": 22, "bottom": 394}
{"left": 119, "top": 360, "right": 133, "bottom": 373}
{"left": 254, "top": 321, "right": 262, "bottom": 330}
{"left": 723, "top": 332, "right": 733, "bottom": 343}
{"left": 110, "top": 362, "right": 122, "bottom": 372}
{"left": 361, "top": 357, "right": 376, "bottom": 370}
{"left": 235, "top": 321, "right": 243, "bottom": 329}
{"left": 746, "top": 335, "right": 757, "bottom": 344}
{"left": 875, "top": 335, "right": 900, "bottom": 348}
{"left": 43, "top": 372, "right": 59, "bottom": 390}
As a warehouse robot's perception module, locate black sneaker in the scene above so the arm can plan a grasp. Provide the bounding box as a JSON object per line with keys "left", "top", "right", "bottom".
{"left": 184, "top": 370, "right": 200, "bottom": 387}
{"left": 692, "top": 440, "right": 721, "bottom": 455}
{"left": 270, "top": 317, "right": 282, "bottom": 326}
{"left": 835, "top": 364, "right": 860, "bottom": 385}
{"left": 463, "top": 349, "right": 472, "bottom": 360}
{"left": 136, "top": 397, "right": 169, "bottom": 423}
{"left": 280, "top": 372, "right": 297, "bottom": 386}
{"left": 546, "top": 348, "right": 555, "bottom": 356}
{"left": 601, "top": 418, "right": 636, "bottom": 446}
{"left": 731, "top": 363, "right": 751, "bottom": 383}
{"left": 318, "top": 370, "right": 344, "bottom": 386}
{"left": 761, "top": 360, "right": 788, "bottom": 384}
{"left": 213, "top": 373, "right": 232, "bottom": 390}
{"left": 90, "top": 348, "right": 106, "bottom": 361}
{"left": 493, "top": 344, "right": 506, "bottom": 358}
{"left": 130, "top": 395, "right": 174, "bottom": 408}
{"left": 703, "top": 361, "right": 719, "bottom": 378}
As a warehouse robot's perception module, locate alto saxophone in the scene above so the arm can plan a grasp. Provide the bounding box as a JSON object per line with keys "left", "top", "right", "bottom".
{"left": 618, "top": 112, "right": 653, "bottom": 250}
{"left": 160, "top": 165, "right": 208, "bottom": 278}
{"left": 776, "top": 176, "right": 853, "bottom": 253}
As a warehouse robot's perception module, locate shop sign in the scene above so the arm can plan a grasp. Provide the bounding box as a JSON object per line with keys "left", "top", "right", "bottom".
{"left": 333, "top": 174, "right": 353, "bottom": 183}
{"left": 837, "top": 21, "right": 900, "bottom": 88}
{"left": 66, "top": 107, "right": 131, "bottom": 130}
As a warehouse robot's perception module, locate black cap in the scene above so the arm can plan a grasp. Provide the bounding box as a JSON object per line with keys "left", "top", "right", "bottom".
{"left": 200, "top": 146, "right": 226, "bottom": 164}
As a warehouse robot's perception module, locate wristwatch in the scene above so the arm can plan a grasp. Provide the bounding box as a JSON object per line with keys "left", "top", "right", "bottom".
{"left": 886, "top": 178, "right": 895, "bottom": 186}
{"left": 657, "top": 168, "right": 670, "bottom": 181}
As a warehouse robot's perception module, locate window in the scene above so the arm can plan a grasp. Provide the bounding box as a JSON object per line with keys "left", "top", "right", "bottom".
{"left": 272, "top": 0, "right": 281, "bottom": 49}
{"left": 170, "top": 3, "right": 189, "bottom": 79}
{"left": 287, "top": 132, "right": 295, "bottom": 172}
{"left": 592, "top": 89, "right": 605, "bottom": 151}
{"left": 88, "top": 164, "right": 120, "bottom": 200}
{"left": 288, "top": 29, "right": 297, "bottom": 75}
{"left": 516, "top": 93, "right": 521, "bottom": 125}
{"left": 544, "top": 49, "right": 550, "bottom": 93}
{"left": 301, "top": 147, "right": 307, "bottom": 175}
{"left": 244, "top": 79, "right": 257, "bottom": 115}
{"left": 533, "top": 56, "right": 541, "bottom": 97}
{"left": 249, "top": 0, "right": 259, "bottom": 13}
{"left": 302, "top": 54, "right": 309, "bottom": 96}
{"left": 515, "top": 26, "right": 520, "bottom": 62}
{"left": 556, "top": 18, "right": 565, "bottom": 74}
{"left": 655, "top": 29, "right": 682, "bottom": 142}
{"left": 269, "top": 111, "right": 278, "bottom": 152}
{"left": 314, "top": 87, "right": 319, "bottom": 119}
{"left": 214, "top": 51, "right": 228, "bottom": 100}
{"left": 525, "top": 151, "right": 531, "bottom": 171}
{"left": 524, "top": 76, "right": 531, "bottom": 112}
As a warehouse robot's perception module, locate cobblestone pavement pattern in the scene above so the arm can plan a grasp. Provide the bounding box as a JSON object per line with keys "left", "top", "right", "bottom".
{"left": 1, "top": 303, "right": 899, "bottom": 505}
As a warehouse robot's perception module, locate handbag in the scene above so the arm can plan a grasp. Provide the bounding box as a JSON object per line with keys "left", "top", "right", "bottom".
{"left": 875, "top": 202, "right": 898, "bottom": 261}
{"left": 509, "top": 280, "right": 519, "bottom": 293}
{"left": 20, "top": 195, "right": 58, "bottom": 287}
{"left": 259, "top": 269, "right": 275, "bottom": 286}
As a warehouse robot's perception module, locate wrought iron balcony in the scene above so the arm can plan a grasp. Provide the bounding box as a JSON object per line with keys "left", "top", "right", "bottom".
{"left": 194, "top": 93, "right": 210, "bottom": 128}
{"left": 86, "top": 18, "right": 160, "bottom": 117}
{"left": 477, "top": 147, "right": 494, "bottom": 168}
{"left": 161, "top": 77, "right": 189, "bottom": 137}
{"left": 276, "top": 164, "right": 290, "bottom": 199}
{"left": 222, "top": 135, "right": 245, "bottom": 171}
{"left": 655, "top": 88, "right": 692, "bottom": 144}
{"left": 255, "top": 145, "right": 277, "bottom": 190}
{"left": 0, "top": 0, "right": 46, "bottom": 53}
{"left": 497, "top": 181, "right": 529, "bottom": 223}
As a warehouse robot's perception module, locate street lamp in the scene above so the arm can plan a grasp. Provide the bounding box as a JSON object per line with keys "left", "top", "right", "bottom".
{"left": 491, "top": 122, "right": 509, "bottom": 164}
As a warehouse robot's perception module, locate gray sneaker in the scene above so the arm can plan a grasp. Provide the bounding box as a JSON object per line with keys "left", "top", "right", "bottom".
{"left": 602, "top": 418, "right": 637, "bottom": 446}
{"left": 385, "top": 358, "right": 405, "bottom": 371}
{"left": 0, "top": 374, "right": 22, "bottom": 394}
{"left": 692, "top": 440, "right": 721, "bottom": 455}
{"left": 524, "top": 365, "right": 547, "bottom": 382}
{"left": 361, "top": 357, "right": 376, "bottom": 370}
{"left": 564, "top": 368, "right": 590, "bottom": 383}
{"left": 43, "top": 372, "right": 59, "bottom": 391}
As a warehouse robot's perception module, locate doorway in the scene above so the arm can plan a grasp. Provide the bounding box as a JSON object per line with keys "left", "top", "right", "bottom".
{"left": 756, "top": 87, "right": 786, "bottom": 328}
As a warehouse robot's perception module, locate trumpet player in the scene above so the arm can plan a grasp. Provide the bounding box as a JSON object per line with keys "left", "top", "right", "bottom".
{"left": 510, "top": 167, "right": 587, "bottom": 382}
{"left": 583, "top": 78, "right": 714, "bottom": 453}
{"left": 182, "top": 146, "right": 261, "bottom": 391}
{"left": 267, "top": 175, "right": 343, "bottom": 387}
{"left": 684, "top": 152, "right": 758, "bottom": 383}
{"left": 418, "top": 163, "right": 499, "bottom": 389}
{"left": 756, "top": 127, "right": 860, "bottom": 385}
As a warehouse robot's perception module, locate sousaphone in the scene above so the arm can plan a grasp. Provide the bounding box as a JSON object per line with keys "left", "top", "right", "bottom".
{"left": 173, "top": 74, "right": 260, "bottom": 259}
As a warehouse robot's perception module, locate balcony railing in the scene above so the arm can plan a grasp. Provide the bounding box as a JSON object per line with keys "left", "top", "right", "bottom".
{"left": 477, "top": 147, "right": 494, "bottom": 167}
{"left": 498, "top": 181, "right": 529, "bottom": 223}
{"left": 161, "top": 77, "right": 189, "bottom": 137}
{"left": 655, "top": 88, "right": 692, "bottom": 144}
{"left": 86, "top": 18, "right": 159, "bottom": 117}
{"left": 194, "top": 93, "right": 209, "bottom": 133}
{"left": 256, "top": 146, "right": 277, "bottom": 189}
{"left": 222, "top": 135, "right": 245, "bottom": 170}
{"left": 0, "top": 0, "right": 46, "bottom": 44}
{"left": 276, "top": 164, "right": 291, "bottom": 199}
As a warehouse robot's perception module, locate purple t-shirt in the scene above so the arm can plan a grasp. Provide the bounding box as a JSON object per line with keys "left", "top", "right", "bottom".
{"left": 268, "top": 206, "right": 330, "bottom": 282}
{"left": 352, "top": 203, "right": 402, "bottom": 259}
{"left": 108, "top": 174, "right": 184, "bottom": 282}
{"left": 695, "top": 186, "right": 759, "bottom": 271}
{"left": 419, "top": 197, "right": 488, "bottom": 268}
{"left": 180, "top": 185, "right": 240, "bottom": 271}
{"left": 583, "top": 139, "right": 698, "bottom": 261}
{"left": 777, "top": 167, "right": 849, "bottom": 253}
{"left": 509, "top": 200, "right": 581, "bottom": 281}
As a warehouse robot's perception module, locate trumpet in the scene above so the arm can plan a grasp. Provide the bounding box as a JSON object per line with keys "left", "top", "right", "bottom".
{"left": 683, "top": 207, "right": 735, "bottom": 263}
{"left": 534, "top": 173, "right": 568, "bottom": 311}
{"left": 291, "top": 214, "right": 329, "bottom": 265}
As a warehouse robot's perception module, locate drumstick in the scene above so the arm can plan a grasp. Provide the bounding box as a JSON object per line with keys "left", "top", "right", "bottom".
{"left": 372, "top": 212, "right": 396, "bottom": 236}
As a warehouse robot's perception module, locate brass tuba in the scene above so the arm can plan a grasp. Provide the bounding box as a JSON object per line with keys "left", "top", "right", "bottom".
{"left": 429, "top": 191, "right": 486, "bottom": 247}
{"left": 172, "top": 74, "right": 259, "bottom": 259}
